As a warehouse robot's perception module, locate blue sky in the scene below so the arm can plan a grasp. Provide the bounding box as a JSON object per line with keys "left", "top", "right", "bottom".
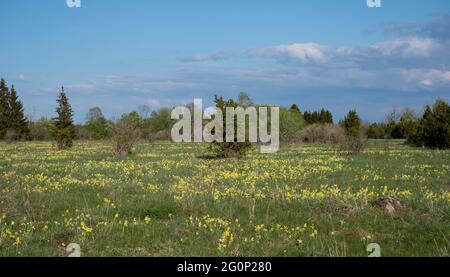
{"left": 0, "top": 0, "right": 449, "bottom": 123}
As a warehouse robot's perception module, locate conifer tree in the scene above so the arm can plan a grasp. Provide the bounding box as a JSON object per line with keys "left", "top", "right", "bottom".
{"left": 290, "top": 104, "right": 301, "bottom": 114}
{"left": 343, "top": 110, "right": 361, "bottom": 137}
{"left": 8, "top": 85, "right": 30, "bottom": 140}
{"left": 51, "top": 87, "right": 76, "bottom": 149}
{"left": 208, "top": 95, "right": 252, "bottom": 158}
{"left": 0, "top": 78, "right": 10, "bottom": 139}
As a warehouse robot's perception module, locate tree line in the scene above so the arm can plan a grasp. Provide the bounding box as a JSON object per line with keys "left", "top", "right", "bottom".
{"left": 0, "top": 79, "right": 449, "bottom": 152}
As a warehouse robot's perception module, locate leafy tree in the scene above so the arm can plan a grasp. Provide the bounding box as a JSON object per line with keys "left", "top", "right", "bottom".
{"left": 208, "top": 95, "right": 252, "bottom": 158}
{"left": 51, "top": 87, "right": 76, "bottom": 149}
{"left": 121, "top": 111, "right": 142, "bottom": 129}
{"left": 280, "top": 107, "right": 306, "bottom": 144}
{"left": 343, "top": 110, "right": 361, "bottom": 137}
{"left": 111, "top": 114, "right": 140, "bottom": 157}
{"left": 7, "top": 85, "right": 30, "bottom": 140}
{"left": 85, "top": 107, "right": 110, "bottom": 139}
{"left": 398, "top": 108, "right": 418, "bottom": 140}
{"left": 367, "top": 123, "right": 387, "bottom": 139}
{"left": 145, "top": 108, "right": 172, "bottom": 132}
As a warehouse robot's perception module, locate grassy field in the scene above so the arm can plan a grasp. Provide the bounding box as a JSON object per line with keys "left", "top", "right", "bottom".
{"left": 0, "top": 140, "right": 449, "bottom": 257}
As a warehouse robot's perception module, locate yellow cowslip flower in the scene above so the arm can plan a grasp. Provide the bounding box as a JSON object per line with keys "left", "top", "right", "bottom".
{"left": 13, "top": 237, "right": 21, "bottom": 247}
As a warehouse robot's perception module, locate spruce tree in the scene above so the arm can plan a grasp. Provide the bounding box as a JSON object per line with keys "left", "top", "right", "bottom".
{"left": 51, "top": 87, "right": 76, "bottom": 149}
{"left": 0, "top": 78, "right": 10, "bottom": 139}
{"left": 290, "top": 104, "right": 301, "bottom": 114}
{"left": 8, "top": 85, "right": 30, "bottom": 140}
{"left": 343, "top": 110, "right": 361, "bottom": 137}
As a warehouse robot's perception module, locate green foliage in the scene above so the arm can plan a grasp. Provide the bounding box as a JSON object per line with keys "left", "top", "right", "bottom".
{"left": 51, "top": 87, "right": 76, "bottom": 149}
{"left": 144, "top": 108, "right": 173, "bottom": 133}
{"left": 409, "top": 100, "right": 450, "bottom": 149}
{"left": 111, "top": 114, "right": 140, "bottom": 157}
{"left": 367, "top": 123, "right": 387, "bottom": 139}
{"left": 7, "top": 85, "right": 30, "bottom": 140}
{"left": 342, "top": 110, "right": 361, "bottom": 137}
{"left": 121, "top": 111, "right": 142, "bottom": 128}
{"left": 398, "top": 109, "right": 419, "bottom": 140}
{"left": 85, "top": 107, "right": 111, "bottom": 139}
{"left": 303, "top": 109, "right": 333, "bottom": 124}
{"left": 367, "top": 108, "right": 419, "bottom": 140}
{"left": 289, "top": 104, "right": 301, "bottom": 114}
{"left": 141, "top": 108, "right": 173, "bottom": 141}
{"left": 279, "top": 107, "right": 306, "bottom": 144}
{"left": 0, "top": 78, "right": 11, "bottom": 139}
{"left": 208, "top": 95, "right": 252, "bottom": 158}
{"left": 0, "top": 79, "right": 30, "bottom": 141}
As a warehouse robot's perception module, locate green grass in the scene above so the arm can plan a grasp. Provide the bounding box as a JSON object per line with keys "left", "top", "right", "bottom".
{"left": 0, "top": 140, "right": 449, "bottom": 256}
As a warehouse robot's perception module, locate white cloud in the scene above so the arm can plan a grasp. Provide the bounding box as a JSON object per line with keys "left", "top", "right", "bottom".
{"left": 372, "top": 37, "right": 440, "bottom": 57}
{"left": 249, "top": 43, "right": 329, "bottom": 64}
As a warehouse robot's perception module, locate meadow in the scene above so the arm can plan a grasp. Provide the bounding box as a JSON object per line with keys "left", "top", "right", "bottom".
{"left": 0, "top": 140, "right": 449, "bottom": 257}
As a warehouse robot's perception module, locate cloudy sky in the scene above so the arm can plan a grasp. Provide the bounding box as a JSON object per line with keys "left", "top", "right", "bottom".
{"left": 0, "top": 0, "right": 449, "bottom": 123}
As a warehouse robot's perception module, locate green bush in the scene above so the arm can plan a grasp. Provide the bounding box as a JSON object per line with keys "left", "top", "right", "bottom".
{"left": 111, "top": 115, "right": 140, "bottom": 157}
{"left": 279, "top": 107, "right": 306, "bottom": 145}
{"left": 409, "top": 100, "right": 450, "bottom": 149}
{"left": 85, "top": 107, "right": 111, "bottom": 139}
{"left": 208, "top": 96, "right": 252, "bottom": 158}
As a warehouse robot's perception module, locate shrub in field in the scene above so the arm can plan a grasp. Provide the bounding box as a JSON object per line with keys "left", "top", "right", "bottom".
{"left": 300, "top": 123, "right": 346, "bottom": 144}
{"left": 111, "top": 116, "right": 140, "bottom": 157}
{"left": 342, "top": 110, "right": 361, "bottom": 138}
{"left": 338, "top": 110, "right": 367, "bottom": 154}
{"left": 341, "top": 135, "right": 367, "bottom": 154}
{"left": 51, "top": 87, "right": 76, "bottom": 150}
{"left": 409, "top": 99, "right": 450, "bottom": 149}
{"left": 279, "top": 107, "right": 306, "bottom": 145}
{"left": 208, "top": 96, "right": 252, "bottom": 158}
